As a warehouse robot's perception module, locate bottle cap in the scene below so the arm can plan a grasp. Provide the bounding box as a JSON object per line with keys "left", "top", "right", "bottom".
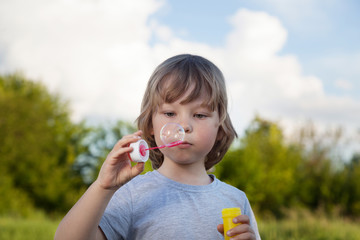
{"left": 222, "top": 207, "right": 241, "bottom": 217}
{"left": 128, "top": 139, "right": 149, "bottom": 162}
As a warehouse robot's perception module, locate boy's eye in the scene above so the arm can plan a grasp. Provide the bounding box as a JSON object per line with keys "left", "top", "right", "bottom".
{"left": 194, "top": 113, "right": 207, "bottom": 119}
{"left": 164, "top": 112, "right": 175, "bottom": 117}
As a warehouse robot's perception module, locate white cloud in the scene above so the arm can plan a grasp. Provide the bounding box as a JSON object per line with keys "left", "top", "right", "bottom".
{"left": 0, "top": 0, "right": 163, "bottom": 121}
{"left": 220, "top": 9, "right": 359, "bottom": 135}
{"left": 226, "top": 9, "right": 287, "bottom": 58}
{"left": 0, "top": 1, "right": 359, "bottom": 143}
{"left": 335, "top": 79, "right": 352, "bottom": 90}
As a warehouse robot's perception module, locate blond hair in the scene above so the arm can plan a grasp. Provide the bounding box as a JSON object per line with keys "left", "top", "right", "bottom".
{"left": 136, "top": 54, "right": 237, "bottom": 170}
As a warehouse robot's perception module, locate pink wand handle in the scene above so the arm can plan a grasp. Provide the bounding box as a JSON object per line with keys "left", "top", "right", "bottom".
{"left": 145, "top": 141, "right": 183, "bottom": 151}
{"left": 146, "top": 145, "right": 166, "bottom": 151}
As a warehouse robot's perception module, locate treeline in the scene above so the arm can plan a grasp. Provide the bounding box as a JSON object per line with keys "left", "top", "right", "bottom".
{"left": 0, "top": 73, "right": 87, "bottom": 216}
{"left": 1, "top": 73, "right": 359, "bottom": 219}
{"left": 215, "top": 117, "right": 360, "bottom": 218}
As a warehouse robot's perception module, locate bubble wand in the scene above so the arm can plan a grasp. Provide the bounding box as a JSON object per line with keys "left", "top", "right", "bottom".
{"left": 128, "top": 123, "right": 185, "bottom": 162}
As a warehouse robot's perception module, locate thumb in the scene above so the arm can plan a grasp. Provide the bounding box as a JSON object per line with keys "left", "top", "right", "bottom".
{"left": 131, "top": 162, "right": 145, "bottom": 177}
{"left": 217, "top": 224, "right": 224, "bottom": 234}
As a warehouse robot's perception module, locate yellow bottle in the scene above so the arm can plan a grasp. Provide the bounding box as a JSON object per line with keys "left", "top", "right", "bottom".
{"left": 222, "top": 207, "right": 241, "bottom": 240}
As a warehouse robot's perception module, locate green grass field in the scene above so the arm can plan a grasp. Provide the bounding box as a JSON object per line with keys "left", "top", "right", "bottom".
{"left": 258, "top": 217, "right": 360, "bottom": 240}
{"left": 1, "top": 214, "right": 359, "bottom": 240}
{"left": 0, "top": 217, "right": 59, "bottom": 240}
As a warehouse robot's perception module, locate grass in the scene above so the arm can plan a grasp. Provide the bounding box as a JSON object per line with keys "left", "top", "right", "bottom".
{"left": 1, "top": 213, "right": 359, "bottom": 240}
{"left": 0, "top": 216, "right": 59, "bottom": 240}
{"left": 258, "top": 218, "right": 360, "bottom": 239}
{"left": 258, "top": 210, "right": 360, "bottom": 240}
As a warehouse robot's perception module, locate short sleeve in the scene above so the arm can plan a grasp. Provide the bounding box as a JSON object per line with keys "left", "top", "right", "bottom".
{"left": 99, "top": 185, "right": 133, "bottom": 240}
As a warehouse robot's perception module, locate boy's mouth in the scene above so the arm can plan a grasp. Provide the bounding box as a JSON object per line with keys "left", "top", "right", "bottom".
{"left": 178, "top": 141, "right": 192, "bottom": 148}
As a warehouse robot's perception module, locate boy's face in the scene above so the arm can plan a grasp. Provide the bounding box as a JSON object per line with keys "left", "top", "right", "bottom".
{"left": 151, "top": 85, "right": 220, "bottom": 168}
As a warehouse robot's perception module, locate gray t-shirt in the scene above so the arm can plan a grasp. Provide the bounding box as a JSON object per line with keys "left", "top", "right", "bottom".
{"left": 99, "top": 170, "right": 261, "bottom": 240}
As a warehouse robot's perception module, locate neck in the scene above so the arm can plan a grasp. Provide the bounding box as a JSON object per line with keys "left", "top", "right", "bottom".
{"left": 157, "top": 160, "right": 211, "bottom": 185}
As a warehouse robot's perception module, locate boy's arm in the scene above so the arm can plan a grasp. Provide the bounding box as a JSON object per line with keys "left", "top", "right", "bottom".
{"left": 54, "top": 131, "right": 145, "bottom": 240}
{"left": 54, "top": 181, "right": 114, "bottom": 240}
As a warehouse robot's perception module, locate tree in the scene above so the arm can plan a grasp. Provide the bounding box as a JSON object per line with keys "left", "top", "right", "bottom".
{"left": 215, "top": 116, "right": 302, "bottom": 217}
{"left": 291, "top": 123, "right": 348, "bottom": 214}
{"left": 0, "top": 73, "right": 86, "bottom": 215}
{"left": 342, "top": 153, "right": 360, "bottom": 216}
{"left": 74, "top": 120, "right": 153, "bottom": 184}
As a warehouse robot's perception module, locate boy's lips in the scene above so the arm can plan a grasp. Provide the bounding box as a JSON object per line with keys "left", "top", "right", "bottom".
{"left": 177, "top": 141, "right": 191, "bottom": 148}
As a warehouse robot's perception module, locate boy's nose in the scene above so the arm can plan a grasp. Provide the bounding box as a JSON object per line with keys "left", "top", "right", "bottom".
{"left": 182, "top": 123, "right": 193, "bottom": 133}
{"left": 178, "top": 116, "right": 193, "bottom": 133}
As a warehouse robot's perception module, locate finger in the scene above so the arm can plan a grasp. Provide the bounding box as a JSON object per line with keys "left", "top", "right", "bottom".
{"left": 228, "top": 224, "right": 255, "bottom": 238}
{"left": 233, "top": 214, "right": 250, "bottom": 225}
{"left": 107, "top": 146, "right": 133, "bottom": 163}
{"left": 230, "top": 232, "right": 256, "bottom": 240}
{"left": 123, "top": 130, "right": 143, "bottom": 139}
{"left": 113, "top": 131, "right": 142, "bottom": 149}
{"left": 232, "top": 233, "right": 256, "bottom": 240}
{"left": 131, "top": 162, "right": 145, "bottom": 177}
{"left": 217, "top": 224, "right": 224, "bottom": 234}
{"left": 120, "top": 131, "right": 142, "bottom": 143}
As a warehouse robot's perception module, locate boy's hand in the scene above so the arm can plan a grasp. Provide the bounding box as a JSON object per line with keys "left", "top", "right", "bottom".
{"left": 96, "top": 130, "right": 145, "bottom": 190}
{"left": 217, "top": 215, "right": 256, "bottom": 240}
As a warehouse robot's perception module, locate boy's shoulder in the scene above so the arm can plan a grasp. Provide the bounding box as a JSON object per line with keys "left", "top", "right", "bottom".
{"left": 122, "top": 170, "right": 159, "bottom": 190}
{"left": 111, "top": 171, "right": 160, "bottom": 200}
{"left": 214, "top": 175, "right": 247, "bottom": 197}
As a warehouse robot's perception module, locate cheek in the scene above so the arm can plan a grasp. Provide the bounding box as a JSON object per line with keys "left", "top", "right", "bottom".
{"left": 151, "top": 119, "right": 163, "bottom": 145}
{"left": 199, "top": 125, "right": 219, "bottom": 145}
{"left": 152, "top": 114, "right": 172, "bottom": 143}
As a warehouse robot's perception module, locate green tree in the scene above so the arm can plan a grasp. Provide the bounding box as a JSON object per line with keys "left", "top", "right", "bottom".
{"left": 291, "top": 123, "right": 348, "bottom": 214}
{"left": 0, "top": 73, "right": 86, "bottom": 215}
{"left": 74, "top": 120, "right": 153, "bottom": 184}
{"left": 215, "top": 116, "right": 302, "bottom": 217}
{"left": 342, "top": 153, "right": 360, "bottom": 216}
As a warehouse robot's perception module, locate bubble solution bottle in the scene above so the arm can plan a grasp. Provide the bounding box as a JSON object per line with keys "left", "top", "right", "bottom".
{"left": 222, "top": 207, "right": 241, "bottom": 240}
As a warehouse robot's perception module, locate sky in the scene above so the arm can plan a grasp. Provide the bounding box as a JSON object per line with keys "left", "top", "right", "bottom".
{"left": 1, "top": 0, "right": 359, "bottom": 155}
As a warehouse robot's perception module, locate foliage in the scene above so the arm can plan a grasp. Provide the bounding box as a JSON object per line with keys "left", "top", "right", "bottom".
{"left": 215, "top": 117, "right": 303, "bottom": 216}
{"left": 73, "top": 120, "right": 153, "bottom": 184}
{"left": 215, "top": 116, "right": 360, "bottom": 218}
{"left": 1, "top": 72, "right": 360, "bottom": 220}
{"left": 342, "top": 153, "right": 360, "bottom": 216}
{"left": 0, "top": 73, "right": 153, "bottom": 216}
{"left": 291, "top": 123, "right": 343, "bottom": 212}
{"left": 290, "top": 124, "right": 360, "bottom": 217}
{"left": 0, "top": 73, "right": 86, "bottom": 215}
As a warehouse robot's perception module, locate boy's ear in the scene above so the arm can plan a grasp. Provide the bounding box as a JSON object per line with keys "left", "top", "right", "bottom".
{"left": 216, "top": 127, "right": 224, "bottom": 141}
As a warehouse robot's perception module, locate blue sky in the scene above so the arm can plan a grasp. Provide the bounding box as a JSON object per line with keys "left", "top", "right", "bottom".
{"left": 0, "top": 0, "right": 359, "bottom": 154}
{"left": 153, "top": 0, "right": 360, "bottom": 98}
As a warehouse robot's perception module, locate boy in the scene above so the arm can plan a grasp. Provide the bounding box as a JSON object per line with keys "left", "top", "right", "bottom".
{"left": 55, "top": 54, "right": 260, "bottom": 239}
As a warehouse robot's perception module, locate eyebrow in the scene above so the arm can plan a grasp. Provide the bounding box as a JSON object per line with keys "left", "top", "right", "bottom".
{"left": 159, "top": 100, "right": 215, "bottom": 112}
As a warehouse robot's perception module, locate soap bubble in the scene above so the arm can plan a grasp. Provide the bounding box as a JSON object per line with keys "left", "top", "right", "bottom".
{"left": 160, "top": 123, "right": 185, "bottom": 146}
